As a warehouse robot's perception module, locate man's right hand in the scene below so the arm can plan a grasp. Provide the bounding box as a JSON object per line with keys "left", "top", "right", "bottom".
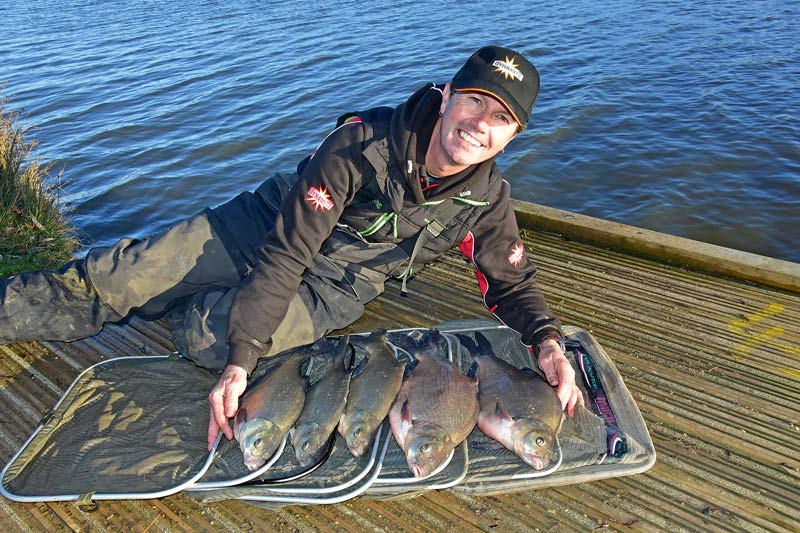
{"left": 207, "top": 364, "right": 248, "bottom": 451}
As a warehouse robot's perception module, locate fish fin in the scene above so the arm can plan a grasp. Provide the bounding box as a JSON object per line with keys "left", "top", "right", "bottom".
{"left": 426, "top": 328, "right": 442, "bottom": 347}
{"left": 471, "top": 439, "right": 505, "bottom": 451}
{"left": 344, "top": 343, "right": 357, "bottom": 372}
{"left": 389, "top": 331, "right": 421, "bottom": 353}
{"left": 388, "top": 335, "right": 418, "bottom": 369}
{"left": 351, "top": 354, "right": 368, "bottom": 378}
{"left": 336, "top": 334, "right": 350, "bottom": 358}
{"left": 334, "top": 334, "right": 352, "bottom": 369}
{"left": 400, "top": 399, "right": 413, "bottom": 431}
{"left": 474, "top": 332, "right": 494, "bottom": 355}
{"left": 494, "top": 399, "right": 513, "bottom": 422}
{"left": 455, "top": 333, "right": 479, "bottom": 354}
{"left": 299, "top": 355, "right": 315, "bottom": 379}
{"left": 403, "top": 357, "right": 418, "bottom": 376}
{"left": 467, "top": 360, "right": 479, "bottom": 379}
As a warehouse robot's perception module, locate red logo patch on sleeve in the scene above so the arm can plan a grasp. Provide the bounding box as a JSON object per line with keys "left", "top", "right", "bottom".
{"left": 508, "top": 242, "right": 525, "bottom": 266}
{"left": 305, "top": 186, "right": 334, "bottom": 211}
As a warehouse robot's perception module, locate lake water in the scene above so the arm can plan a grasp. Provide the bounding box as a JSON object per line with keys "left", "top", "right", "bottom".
{"left": 2, "top": 0, "right": 798, "bottom": 262}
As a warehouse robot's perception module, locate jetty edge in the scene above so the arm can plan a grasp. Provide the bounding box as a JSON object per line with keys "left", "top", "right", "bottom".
{"left": 513, "top": 199, "right": 799, "bottom": 293}
{"left": 0, "top": 200, "right": 797, "bottom": 531}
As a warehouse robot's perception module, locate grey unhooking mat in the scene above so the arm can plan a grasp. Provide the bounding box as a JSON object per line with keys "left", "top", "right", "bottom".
{"left": 1, "top": 319, "right": 655, "bottom": 507}
{"left": 0, "top": 356, "right": 220, "bottom": 504}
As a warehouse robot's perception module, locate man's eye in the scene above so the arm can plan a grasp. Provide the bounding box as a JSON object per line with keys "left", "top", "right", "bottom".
{"left": 496, "top": 114, "right": 511, "bottom": 125}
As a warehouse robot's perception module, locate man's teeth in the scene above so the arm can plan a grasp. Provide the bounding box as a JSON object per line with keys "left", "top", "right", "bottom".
{"left": 459, "top": 130, "right": 482, "bottom": 147}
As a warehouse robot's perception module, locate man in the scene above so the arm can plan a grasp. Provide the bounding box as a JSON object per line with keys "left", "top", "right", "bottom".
{"left": 0, "top": 46, "right": 583, "bottom": 452}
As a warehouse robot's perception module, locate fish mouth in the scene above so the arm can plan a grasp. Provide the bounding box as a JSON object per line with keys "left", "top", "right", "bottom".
{"left": 345, "top": 423, "right": 372, "bottom": 456}
{"left": 524, "top": 454, "right": 549, "bottom": 471}
{"left": 347, "top": 440, "right": 367, "bottom": 457}
{"left": 242, "top": 454, "right": 265, "bottom": 471}
{"left": 410, "top": 464, "right": 426, "bottom": 478}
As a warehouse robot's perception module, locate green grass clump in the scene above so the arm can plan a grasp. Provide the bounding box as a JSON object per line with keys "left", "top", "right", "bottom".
{"left": 1, "top": 94, "right": 79, "bottom": 277}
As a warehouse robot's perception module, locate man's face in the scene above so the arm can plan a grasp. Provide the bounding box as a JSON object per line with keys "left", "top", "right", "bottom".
{"left": 435, "top": 84, "right": 520, "bottom": 168}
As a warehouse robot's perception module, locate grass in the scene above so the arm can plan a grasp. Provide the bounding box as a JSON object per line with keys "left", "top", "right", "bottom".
{"left": 0, "top": 94, "right": 79, "bottom": 277}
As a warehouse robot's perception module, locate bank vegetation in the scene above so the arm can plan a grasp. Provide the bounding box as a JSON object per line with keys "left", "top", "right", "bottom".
{"left": 0, "top": 94, "right": 78, "bottom": 277}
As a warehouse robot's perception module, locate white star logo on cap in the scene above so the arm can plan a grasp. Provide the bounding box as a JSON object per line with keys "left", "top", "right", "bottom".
{"left": 492, "top": 56, "right": 524, "bottom": 81}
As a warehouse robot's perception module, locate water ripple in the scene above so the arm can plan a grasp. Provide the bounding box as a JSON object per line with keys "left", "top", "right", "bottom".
{"left": 2, "top": 0, "right": 798, "bottom": 261}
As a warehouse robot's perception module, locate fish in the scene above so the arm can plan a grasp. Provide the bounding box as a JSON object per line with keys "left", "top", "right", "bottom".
{"left": 458, "top": 332, "right": 563, "bottom": 471}
{"left": 233, "top": 351, "right": 309, "bottom": 471}
{"left": 338, "top": 329, "right": 406, "bottom": 457}
{"left": 290, "top": 335, "right": 354, "bottom": 467}
{"left": 388, "top": 330, "right": 479, "bottom": 478}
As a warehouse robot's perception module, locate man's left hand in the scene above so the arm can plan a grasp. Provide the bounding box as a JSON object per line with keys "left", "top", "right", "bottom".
{"left": 537, "top": 338, "right": 585, "bottom": 417}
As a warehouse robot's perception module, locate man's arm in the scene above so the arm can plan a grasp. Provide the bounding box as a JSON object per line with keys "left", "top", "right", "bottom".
{"left": 461, "top": 180, "right": 583, "bottom": 415}
{"left": 208, "top": 121, "right": 368, "bottom": 449}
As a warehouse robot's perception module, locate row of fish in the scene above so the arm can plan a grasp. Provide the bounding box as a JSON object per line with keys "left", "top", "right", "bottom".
{"left": 232, "top": 329, "right": 565, "bottom": 478}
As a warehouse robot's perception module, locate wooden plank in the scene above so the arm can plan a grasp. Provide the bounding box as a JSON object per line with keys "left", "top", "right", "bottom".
{"left": 0, "top": 206, "right": 797, "bottom": 531}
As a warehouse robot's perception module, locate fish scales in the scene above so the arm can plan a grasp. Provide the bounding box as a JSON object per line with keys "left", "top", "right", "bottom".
{"left": 338, "top": 329, "right": 406, "bottom": 457}
{"left": 291, "top": 335, "right": 353, "bottom": 467}
{"left": 460, "top": 332, "right": 563, "bottom": 471}
{"left": 234, "top": 352, "right": 309, "bottom": 471}
{"left": 389, "top": 330, "right": 479, "bottom": 478}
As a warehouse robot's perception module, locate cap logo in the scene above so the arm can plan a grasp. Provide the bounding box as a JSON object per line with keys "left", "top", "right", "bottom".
{"left": 492, "top": 56, "right": 524, "bottom": 81}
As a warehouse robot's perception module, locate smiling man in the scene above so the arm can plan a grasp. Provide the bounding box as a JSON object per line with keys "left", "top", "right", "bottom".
{"left": 0, "top": 46, "right": 583, "bottom": 449}
{"left": 209, "top": 45, "right": 583, "bottom": 446}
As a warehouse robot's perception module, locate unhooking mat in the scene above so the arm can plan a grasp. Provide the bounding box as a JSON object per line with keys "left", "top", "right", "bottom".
{"left": 1, "top": 319, "right": 655, "bottom": 507}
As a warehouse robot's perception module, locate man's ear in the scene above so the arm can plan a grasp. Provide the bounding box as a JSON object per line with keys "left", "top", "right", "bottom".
{"left": 439, "top": 83, "right": 451, "bottom": 115}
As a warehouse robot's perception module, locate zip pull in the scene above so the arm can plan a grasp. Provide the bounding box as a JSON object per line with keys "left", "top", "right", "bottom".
{"left": 406, "top": 160, "right": 414, "bottom": 177}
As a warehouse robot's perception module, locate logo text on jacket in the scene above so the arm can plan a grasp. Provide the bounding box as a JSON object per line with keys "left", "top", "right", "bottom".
{"left": 306, "top": 186, "right": 334, "bottom": 211}
{"left": 508, "top": 242, "right": 525, "bottom": 266}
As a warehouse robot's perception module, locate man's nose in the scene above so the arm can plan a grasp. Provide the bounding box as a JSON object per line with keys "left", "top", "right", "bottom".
{"left": 470, "top": 112, "right": 491, "bottom": 132}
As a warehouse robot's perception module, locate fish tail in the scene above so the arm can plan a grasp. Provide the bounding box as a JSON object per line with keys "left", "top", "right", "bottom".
{"left": 425, "top": 328, "right": 442, "bottom": 346}
{"left": 454, "top": 333, "right": 478, "bottom": 353}
{"left": 474, "top": 332, "right": 494, "bottom": 355}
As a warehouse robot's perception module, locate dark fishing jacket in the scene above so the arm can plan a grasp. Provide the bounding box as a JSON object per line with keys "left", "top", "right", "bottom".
{"left": 227, "top": 84, "right": 562, "bottom": 374}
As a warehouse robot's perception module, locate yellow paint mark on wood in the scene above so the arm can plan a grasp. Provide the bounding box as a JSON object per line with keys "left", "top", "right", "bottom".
{"left": 728, "top": 303, "right": 800, "bottom": 358}
{"left": 781, "top": 368, "right": 800, "bottom": 380}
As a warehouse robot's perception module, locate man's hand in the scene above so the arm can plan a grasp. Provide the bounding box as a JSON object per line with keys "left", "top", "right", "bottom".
{"left": 537, "top": 338, "right": 584, "bottom": 417}
{"left": 207, "top": 364, "right": 248, "bottom": 451}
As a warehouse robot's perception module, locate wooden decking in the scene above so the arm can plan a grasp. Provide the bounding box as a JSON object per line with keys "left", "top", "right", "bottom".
{"left": 1, "top": 204, "right": 798, "bottom": 532}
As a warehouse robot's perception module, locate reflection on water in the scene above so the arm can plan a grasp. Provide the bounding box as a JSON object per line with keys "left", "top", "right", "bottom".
{"left": 2, "top": 1, "right": 798, "bottom": 261}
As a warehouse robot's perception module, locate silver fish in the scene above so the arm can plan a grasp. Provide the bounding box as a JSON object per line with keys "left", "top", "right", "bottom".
{"left": 291, "top": 335, "right": 354, "bottom": 467}
{"left": 459, "top": 332, "right": 563, "bottom": 470}
{"left": 338, "top": 329, "right": 406, "bottom": 457}
{"left": 388, "top": 330, "right": 479, "bottom": 478}
{"left": 234, "top": 352, "right": 308, "bottom": 471}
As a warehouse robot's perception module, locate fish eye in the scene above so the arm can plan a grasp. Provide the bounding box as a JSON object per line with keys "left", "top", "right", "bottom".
{"left": 420, "top": 443, "right": 431, "bottom": 454}
{"left": 301, "top": 441, "right": 310, "bottom": 451}
{"left": 352, "top": 427, "right": 361, "bottom": 439}
{"left": 252, "top": 437, "right": 263, "bottom": 449}
{"left": 535, "top": 437, "right": 545, "bottom": 447}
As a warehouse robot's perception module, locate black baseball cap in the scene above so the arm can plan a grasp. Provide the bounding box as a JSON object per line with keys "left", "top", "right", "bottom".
{"left": 451, "top": 45, "right": 540, "bottom": 127}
